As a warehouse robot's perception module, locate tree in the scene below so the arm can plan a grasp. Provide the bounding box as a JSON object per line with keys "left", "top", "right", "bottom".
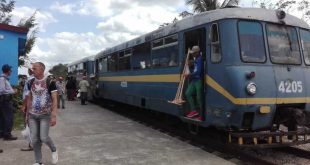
{"left": 186, "top": 0, "right": 219, "bottom": 13}
{"left": 17, "top": 11, "right": 38, "bottom": 66}
{"left": 0, "top": 0, "right": 14, "bottom": 24}
{"left": 253, "top": 0, "right": 296, "bottom": 11}
{"left": 159, "top": 11, "right": 194, "bottom": 29}
{"left": 297, "top": 0, "right": 310, "bottom": 23}
{"left": 49, "top": 63, "right": 68, "bottom": 79}
{"left": 252, "top": 0, "right": 310, "bottom": 24}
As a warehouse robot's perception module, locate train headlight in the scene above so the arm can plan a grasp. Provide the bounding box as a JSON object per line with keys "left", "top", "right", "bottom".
{"left": 246, "top": 82, "right": 257, "bottom": 95}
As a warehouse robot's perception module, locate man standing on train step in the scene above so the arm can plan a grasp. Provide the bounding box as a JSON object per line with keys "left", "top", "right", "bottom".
{"left": 28, "top": 62, "right": 58, "bottom": 165}
{"left": 185, "top": 46, "right": 203, "bottom": 121}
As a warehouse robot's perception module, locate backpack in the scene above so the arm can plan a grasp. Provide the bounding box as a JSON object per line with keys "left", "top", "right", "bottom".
{"left": 27, "top": 77, "right": 53, "bottom": 95}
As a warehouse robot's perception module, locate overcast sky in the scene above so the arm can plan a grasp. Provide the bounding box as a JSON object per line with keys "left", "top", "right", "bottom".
{"left": 13, "top": 0, "right": 307, "bottom": 74}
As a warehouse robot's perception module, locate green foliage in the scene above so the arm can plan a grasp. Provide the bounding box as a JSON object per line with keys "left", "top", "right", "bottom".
{"left": 186, "top": 0, "right": 219, "bottom": 13}
{"left": 49, "top": 63, "right": 68, "bottom": 78}
{"left": 17, "top": 11, "right": 38, "bottom": 67}
{"left": 297, "top": 0, "right": 310, "bottom": 22}
{"left": 0, "top": 0, "right": 15, "bottom": 24}
{"left": 12, "top": 85, "right": 24, "bottom": 130}
{"left": 253, "top": 0, "right": 310, "bottom": 25}
{"left": 252, "top": 0, "right": 296, "bottom": 10}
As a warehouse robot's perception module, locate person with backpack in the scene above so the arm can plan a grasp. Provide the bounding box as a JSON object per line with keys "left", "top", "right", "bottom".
{"left": 28, "top": 62, "right": 58, "bottom": 165}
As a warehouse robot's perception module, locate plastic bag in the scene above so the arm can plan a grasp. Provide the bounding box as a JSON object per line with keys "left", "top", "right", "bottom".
{"left": 77, "top": 89, "right": 81, "bottom": 98}
{"left": 21, "top": 125, "right": 32, "bottom": 143}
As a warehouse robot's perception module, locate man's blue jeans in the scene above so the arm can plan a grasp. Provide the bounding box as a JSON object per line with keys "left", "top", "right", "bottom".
{"left": 29, "top": 113, "right": 56, "bottom": 163}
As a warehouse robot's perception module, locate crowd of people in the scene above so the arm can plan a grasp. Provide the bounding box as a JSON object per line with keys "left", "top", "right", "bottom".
{"left": 0, "top": 62, "right": 90, "bottom": 165}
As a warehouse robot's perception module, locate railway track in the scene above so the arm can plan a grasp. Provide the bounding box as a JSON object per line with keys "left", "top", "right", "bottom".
{"left": 274, "top": 146, "right": 310, "bottom": 160}
{"left": 99, "top": 101, "right": 280, "bottom": 165}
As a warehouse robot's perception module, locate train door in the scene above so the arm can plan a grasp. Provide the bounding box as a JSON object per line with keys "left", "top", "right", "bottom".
{"left": 183, "top": 27, "right": 206, "bottom": 121}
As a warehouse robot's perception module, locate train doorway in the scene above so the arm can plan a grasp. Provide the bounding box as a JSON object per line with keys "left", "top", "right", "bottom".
{"left": 183, "top": 27, "right": 206, "bottom": 121}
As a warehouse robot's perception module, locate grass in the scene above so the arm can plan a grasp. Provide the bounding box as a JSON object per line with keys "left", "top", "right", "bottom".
{"left": 14, "top": 110, "right": 25, "bottom": 130}
{"left": 13, "top": 86, "right": 25, "bottom": 130}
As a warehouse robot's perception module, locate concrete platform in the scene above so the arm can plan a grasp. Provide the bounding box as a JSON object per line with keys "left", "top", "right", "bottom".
{"left": 0, "top": 101, "right": 235, "bottom": 165}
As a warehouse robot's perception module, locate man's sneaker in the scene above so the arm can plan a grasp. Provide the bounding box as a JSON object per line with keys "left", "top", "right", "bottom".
{"left": 33, "top": 163, "right": 44, "bottom": 165}
{"left": 52, "top": 150, "right": 58, "bottom": 164}
{"left": 195, "top": 116, "right": 203, "bottom": 121}
{"left": 187, "top": 111, "right": 198, "bottom": 118}
{"left": 186, "top": 111, "right": 195, "bottom": 117}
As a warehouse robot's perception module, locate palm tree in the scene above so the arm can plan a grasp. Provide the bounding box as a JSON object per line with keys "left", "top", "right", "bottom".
{"left": 186, "top": 0, "right": 220, "bottom": 13}
{"left": 186, "top": 0, "right": 240, "bottom": 13}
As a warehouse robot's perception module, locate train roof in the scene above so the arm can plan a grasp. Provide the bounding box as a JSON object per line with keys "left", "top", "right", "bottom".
{"left": 95, "top": 7, "right": 310, "bottom": 59}
{"left": 67, "top": 55, "right": 95, "bottom": 67}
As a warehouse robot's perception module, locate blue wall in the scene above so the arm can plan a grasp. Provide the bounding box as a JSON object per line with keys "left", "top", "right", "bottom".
{"left": 0, "top": 29, "right": 27, "bottom": 85}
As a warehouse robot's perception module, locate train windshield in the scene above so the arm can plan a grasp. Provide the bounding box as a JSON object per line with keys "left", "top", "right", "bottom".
{"left": 300, "top": 29, "right": 310, "bottom": 65}
{"left": 266, "top": 24, "right": 301, "bottom": 65}
{"left": 238, "top": 21, "right": 266, "bottom": 63}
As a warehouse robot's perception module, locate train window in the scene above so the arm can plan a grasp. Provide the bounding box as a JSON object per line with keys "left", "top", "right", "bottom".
{"left": 108, "top": 53, "right": 118, "bottom": 71}
{"left": 77, "top": 63, "right": 83, "bottom": 70}
{"left": 238, "top": 21, "right": 266, "bottom": 63}
{"left": 152, "top": 44, "right": 178, "bottom": 68}
{"left": 300, "top": 29, "right": 310, "bottom": 65}
{"left": 99, "top": 57, "right": 108, "bottom": 72}
{"left": 211, "top": 23, "right": 221, "bottom": 63}
{"left": 267, "top": 24, "right": 301, "bottom": 65}
{"left": 152, "top": 39, "right": 164, "bottom": 48}
{"left": 125, "top": 49, "right": 132, "bottom": 56}
{"left": 165, "top": 35, "right": 178, "bottom": 45}
{"left": 132, "top": 43, "right": 151, "bottom": 69}
{"left": 119, "top": 49, "right": 131, "bottom": 71}
{"left": 119, "top": 51, "right": 125, "bottom": 58}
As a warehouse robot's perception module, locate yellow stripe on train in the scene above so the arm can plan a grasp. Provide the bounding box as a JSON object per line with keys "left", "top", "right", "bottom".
{"left": 99, "top": 74, "right": 310, "bottom": 105}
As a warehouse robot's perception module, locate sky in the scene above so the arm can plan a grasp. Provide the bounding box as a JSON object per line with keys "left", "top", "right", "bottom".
{"left": 12, "top": 0, "right": 308, "bottom": 75}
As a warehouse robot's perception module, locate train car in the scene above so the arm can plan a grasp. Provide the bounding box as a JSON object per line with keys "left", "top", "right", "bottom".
{"left": 67, "top": 56, "right": 97, "bottom": 100}
{"left": 94, "top": 7, "right": 310, "bottom": 147}
{"left": 67, "top": 55, "right": 96, "bottom": 80}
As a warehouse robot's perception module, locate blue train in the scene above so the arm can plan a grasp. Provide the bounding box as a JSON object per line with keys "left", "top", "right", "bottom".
{"left": 67, "top": 56, "right": 95, "bottom": 80}
{"left": 74, "top": 8, "right": 310, "bottom": 147}
{"left": 67, "top": 56, "right": 97, "bottom": 100}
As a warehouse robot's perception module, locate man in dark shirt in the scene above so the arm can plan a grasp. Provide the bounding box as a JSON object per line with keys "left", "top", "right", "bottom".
{"left": 0, "top": 64, "right": 18, "bottom": 141}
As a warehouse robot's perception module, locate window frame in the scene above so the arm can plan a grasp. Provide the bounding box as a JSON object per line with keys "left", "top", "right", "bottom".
{"left": 118, "top": 48, "right": 132, "bottom": 71}
{"left": 210, "top": 23, "right": 222, "bottom": 63}
{"left": 151, "top": 34, "right": 179, "bottom": 68}
{"left": 266, "top": 23, "right": 302, "bottom": 65}
{"left": 132, "top": 42, "right": 151, "bottom": 70}
{"left": 152, "top": 34, "right": 178, "bottom": 50}
{"left": 300, "top": 28, "right": 310, "bottom": 66}
{"left": 237, "top": 20, "right": 267, "bottom": 63}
